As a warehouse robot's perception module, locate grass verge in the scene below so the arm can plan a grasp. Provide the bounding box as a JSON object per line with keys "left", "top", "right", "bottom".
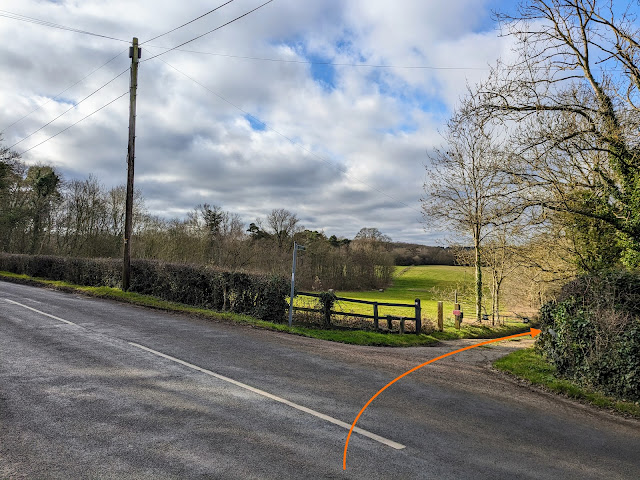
{"left": 431, "top": 322, "right": 531, "bottom": 340}
{"left": 494, "top": 348, "right": 640, "bottom": 419}
{"left": 0, "top": 271, "right": 442, "bottom": 346}
{"left": 0, "top": 270, "right": 529, "bottom": 347}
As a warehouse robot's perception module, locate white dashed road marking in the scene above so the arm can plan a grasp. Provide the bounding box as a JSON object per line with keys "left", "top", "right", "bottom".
{"left": 2, "top": 296, "right": 406, "bottom": 450}
{"left": 129, "top": 341, "right": 406, "bottom": 450}
{"left": 3, "top": 298, "right": 78, "bottom": 326}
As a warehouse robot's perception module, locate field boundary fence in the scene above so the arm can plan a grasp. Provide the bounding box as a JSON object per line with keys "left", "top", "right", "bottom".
{"left": 295, "top": 291, "right": 422, "bottom": 334}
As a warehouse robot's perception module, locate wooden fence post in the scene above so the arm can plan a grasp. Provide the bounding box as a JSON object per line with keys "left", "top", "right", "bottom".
{"left": 373, "top": 302, "right": 379, "bottom": 330}
{"left": 437, "top": 301, "right": 443, "bottom": 332}
{"left": 414, "top": 298, "right": 421, "bottom": 334}
{"left": 454, "top": 302, "right": 461, "bottom": 330}
{"left": 323, "top": 302, "right": 332, "bottom": 327}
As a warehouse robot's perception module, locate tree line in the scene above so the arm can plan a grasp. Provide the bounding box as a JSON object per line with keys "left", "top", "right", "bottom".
{"left": 0, "top": 146, "right": 394, "bottom": 290}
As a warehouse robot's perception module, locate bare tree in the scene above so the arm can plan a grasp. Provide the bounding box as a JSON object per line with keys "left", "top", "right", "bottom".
{"left": 504, "top": 227, "right": 577, "bottom": 312}
{"left": 264, "top": 208, "right": 301, "bottom": 249}
{"left": 354, "top": 227, "right": 392, "bottom": 243}
{"left": 468, "top": 0, "right": 640, "bottom": 267}
{"left": 56, "top": 176, "right": 108, "bottom": 256}
{"left": 482, "top": 225, "right": 527, "bottom": 325}
{"left": 423, "top": 101, "right": 522, "bottom": 322}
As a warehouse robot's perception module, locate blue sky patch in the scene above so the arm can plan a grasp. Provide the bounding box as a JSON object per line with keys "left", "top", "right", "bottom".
{"left": 365, "top": 69, "right": 448, "bottom": 117}
{"left": 307, "top": 52, "right": 336, "bottom": 91}
{"left": 51, "top": 96, "right": 76, "bottom": 106}
{"left": 244, "top": 114, "right": 266, "bottom": 131}
{"left": 278, "top": 38, "right": 338, "bottom": 92}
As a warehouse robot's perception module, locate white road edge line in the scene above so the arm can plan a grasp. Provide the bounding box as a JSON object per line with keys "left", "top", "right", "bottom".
{"left": 3, "top": 298, "right": 78, "bottom": 326}
{"left": 1, "top": 296, "right": 404, "bottom": 450}
{"left": 129, "top": 341, "right": 406, "bottom": 451}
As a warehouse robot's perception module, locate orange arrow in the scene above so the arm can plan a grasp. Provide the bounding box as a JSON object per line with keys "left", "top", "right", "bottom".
{"left": 343, "top": 327, "right": 541, "bottom": 470}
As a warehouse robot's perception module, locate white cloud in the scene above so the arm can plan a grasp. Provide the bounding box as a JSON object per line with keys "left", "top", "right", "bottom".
{"left": 0, "top": 0, "right": 516, "bottom": 243}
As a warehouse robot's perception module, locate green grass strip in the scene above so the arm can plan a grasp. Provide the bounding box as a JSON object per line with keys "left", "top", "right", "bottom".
{"left": 494, "top": 348, "right": 640, "bottom": 419}
{"left": 431, "top": 322, "right": 529, "bottom": 340}
{"left": 0, "top": 271, "right": 530, "bottom": 347}
{"left": 0, "top": 271, "right": 442, "bottom": 346}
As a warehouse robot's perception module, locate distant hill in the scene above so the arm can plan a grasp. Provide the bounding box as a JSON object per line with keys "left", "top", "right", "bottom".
{"left": 389, "top": 243, "right": 456, "bottom": 266}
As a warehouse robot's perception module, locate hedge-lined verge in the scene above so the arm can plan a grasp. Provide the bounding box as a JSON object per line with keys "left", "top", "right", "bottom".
{"left": 537, "top": 270, "right": 640, "bottom": 402}
{"left": 0, "top": 253, "right": 288, "bottom": 323}
{"left": 494, "top": 348, "right": 640, "bottom": 418}
{"left": 0, "top": 271, "right": 444, "bottom": 346}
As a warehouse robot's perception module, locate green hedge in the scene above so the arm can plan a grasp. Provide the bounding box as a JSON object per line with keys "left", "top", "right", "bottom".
{"left": 538, "top": 271, "right": 640, "bottom": 401}
{"left": 0, "top": 253, "right": 288, "bottom": 323}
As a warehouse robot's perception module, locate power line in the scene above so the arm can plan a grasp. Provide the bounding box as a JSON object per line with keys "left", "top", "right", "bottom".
{"left": 1, "top": 49, "right": 128, "bottom": 134}
{"left": 141, "top": 0, "right": 237, "bottom": 45}
{"left": 144, "top": 46, "right": 616, "bottom": 72}
{"left": 142, "top": 0, "right": 276, "bottom": 62}
{"left": 0, "top": 9, "right": 129, "bottom": 43}
{"left": 159, "top": 58, "right": 423, "bottom": 216}
{"left": 147, "top": 47, "right": 490, "bottom": 71}
{"left": 20, "top": 90, "right": 129, "bottom": 156}
{"left": 8, "top": 68, "right": 129, "bottom": 150}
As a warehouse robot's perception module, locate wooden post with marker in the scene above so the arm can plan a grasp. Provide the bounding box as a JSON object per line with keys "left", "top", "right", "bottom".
{"left": 454, "top": 303, "right": 461, "bottom": 329}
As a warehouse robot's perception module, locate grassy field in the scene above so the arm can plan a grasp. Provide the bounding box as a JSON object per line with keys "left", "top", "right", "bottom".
{"left": 298, "top": 265, "right": 480, "bottom": 321}
{"left": 297, "top": 265, "right": 474, "bottom": 321}
{"left": 294, "top": 265, "right": 530, "bottom": 337}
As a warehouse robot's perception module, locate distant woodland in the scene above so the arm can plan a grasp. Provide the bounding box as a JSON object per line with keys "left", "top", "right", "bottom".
{"left": 1, "top": 150, "right": 454, "bottom": 290}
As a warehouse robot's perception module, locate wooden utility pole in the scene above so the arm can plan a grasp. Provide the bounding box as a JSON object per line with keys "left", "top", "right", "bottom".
{"left": 123, "top": 37, "right": 140, "bottom": 291}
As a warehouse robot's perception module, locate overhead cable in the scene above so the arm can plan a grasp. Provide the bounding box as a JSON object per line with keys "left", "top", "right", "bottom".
{"left": 147, "top": 47, "right": 489, "bottom": 70}
{"left": 140, "top": 0, "right": 237, "bottom": 45}
{"left": 0, "top": 9, "right": 129, "bottom": 43}
{"left": 8, "top": 68, "right": 129, "bottom": 150}
{"left": 142, "top": 0, "right": 276, "bottom": 62}
{"left": 20, "top": 91, "right": 129, "bottom": 155}
{"left": 1, "top": 49, "right": 128, "bottom": 134}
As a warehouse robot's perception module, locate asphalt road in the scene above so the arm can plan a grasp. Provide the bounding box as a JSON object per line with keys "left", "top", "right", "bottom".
{"left": 1, "top": 280, "right": 639, "bottom": 479}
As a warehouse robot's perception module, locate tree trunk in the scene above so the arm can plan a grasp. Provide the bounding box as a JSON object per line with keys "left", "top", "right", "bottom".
{"left": 475, "top": 234, "right": 482, "bottom": 323}
{"left": 495, "top": 280, "right": 502, "bottom": 326}
{"left": 491, "top": 274, "right": 497, "bottom": 326}
{"left": 30, "top": 211, "right": 41, "bottom": 255}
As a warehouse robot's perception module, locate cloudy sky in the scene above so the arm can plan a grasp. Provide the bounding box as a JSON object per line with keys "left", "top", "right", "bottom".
{"left": 0, "top": 0, "right": 519, "bottom": 244}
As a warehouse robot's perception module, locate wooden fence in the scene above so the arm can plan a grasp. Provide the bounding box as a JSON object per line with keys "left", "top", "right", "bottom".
{"left": 295, "top": 291, "right": 422, "bottom": 334}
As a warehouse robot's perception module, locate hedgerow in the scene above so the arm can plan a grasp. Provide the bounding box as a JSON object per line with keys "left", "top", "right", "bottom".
{"left": 537, "top": 270, "right": 640, "bottom": 401}
{"left": 0, "top": 253, "right": 288, "bottom": 323}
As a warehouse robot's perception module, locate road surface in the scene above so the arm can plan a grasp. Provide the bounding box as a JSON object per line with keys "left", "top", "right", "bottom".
{"left": 1, "top": 280, "right": 638, "bottom": 479}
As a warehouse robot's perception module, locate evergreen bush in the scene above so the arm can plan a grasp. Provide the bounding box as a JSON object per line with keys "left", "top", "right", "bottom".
{"left": 538, "top": 271, "right": 640, "bottom": 401}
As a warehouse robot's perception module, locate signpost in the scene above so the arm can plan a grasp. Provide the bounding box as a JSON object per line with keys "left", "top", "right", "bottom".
{"left": 288, "top": 242, "right": 306, "bottom": 327}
